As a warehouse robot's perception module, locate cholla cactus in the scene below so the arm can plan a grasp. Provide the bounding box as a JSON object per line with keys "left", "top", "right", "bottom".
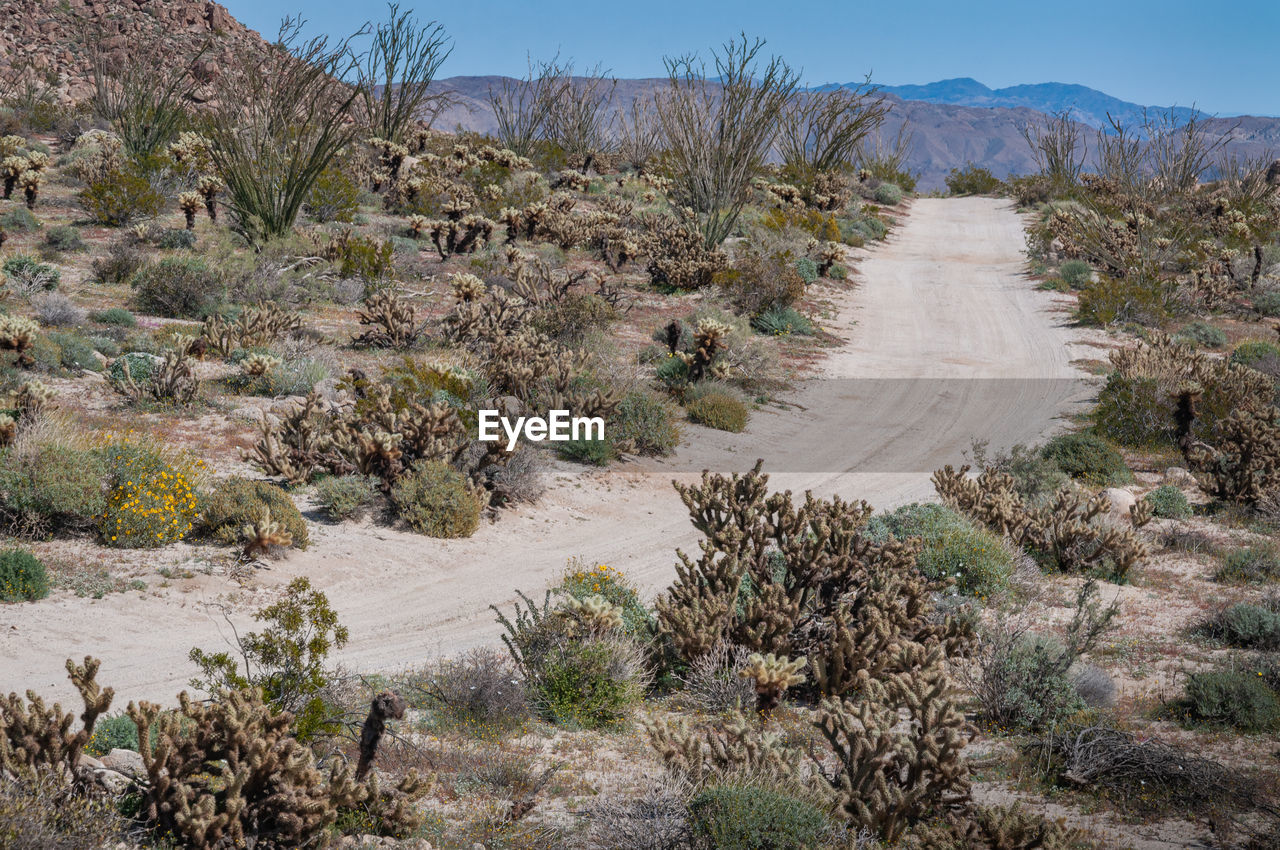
{"left": 1, "top": 156, "right": 25, "bottom": 199}
{"left": 677, "top": 319, "right": 730, "bottom": 382}
{"left": 0, "top": 315, "right": 39, "bottom": 367}
{"left": 0, "top": 414, "right": 15, "bottom": 446}
{"left": 196, "top": 174, "right": 223, "bottom": 222}
{"left": 0, "top": 657, "right": 113, "bottom": 777}
{"left": 23, "top": 150, "right": 48, "bottom": 173}
{"left": 241, "top": 507, "right": 294, "bottom": 558}
{"left": 15, "top": 379, "right": 54, "bottom": 419}
{"left": 241, "top": 352, "right": 282, "bottom": 378}
{"left": 178, "top": 191, "right": 203, "bottom": 229}
{"left": 450, "top": 272, "right": 486, "bottom": 303}
{"left": 739, "top": 653, "right": 807, "bottom": 714}
{"left": 0, "top": 135, "right": 24, "bottom": 158}
{"left": 563, "top": 593, "right": 625, "bottom": 633}
{"left": 817, "top": 241, "right": 845, "bottom": 277}
{"left": 19, "top": 170, "right": 40, "bottom": 209}
{"left": 407, "top": 214, "right": 429, "bottom": 239}
{"left": 167, "top": 132, "right": 213, "bottom": 172}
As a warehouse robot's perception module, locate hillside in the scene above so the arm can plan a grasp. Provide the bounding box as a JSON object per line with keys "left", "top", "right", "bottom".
{"left": 0, "top": 0, "right": 267, "bottom": 102}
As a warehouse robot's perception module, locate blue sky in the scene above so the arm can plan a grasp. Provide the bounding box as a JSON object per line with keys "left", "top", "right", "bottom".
{"left": 221, "top": 0, "right": 1280, "bottom": 116}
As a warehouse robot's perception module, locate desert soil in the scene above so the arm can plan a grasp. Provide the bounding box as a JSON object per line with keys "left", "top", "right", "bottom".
{"left": 0, "top": 196, "right": 1103, "bottom": 703}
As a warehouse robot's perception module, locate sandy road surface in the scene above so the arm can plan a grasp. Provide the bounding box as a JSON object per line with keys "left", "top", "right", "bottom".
{"left": 0, "top": 197, "right": 1099, "bottom": 703}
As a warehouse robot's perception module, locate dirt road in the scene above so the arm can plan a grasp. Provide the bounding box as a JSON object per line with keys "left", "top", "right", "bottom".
{"left": 0, "top": 197, "right": 1098, "bottom": 702}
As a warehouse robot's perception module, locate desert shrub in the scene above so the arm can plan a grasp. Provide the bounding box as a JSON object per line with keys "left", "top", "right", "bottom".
{"left": 414, "top": 647, "right": 530, "bottom": 736}
{"left": 751, "top": 306, "right": 813, "bottom": 336}
{"left": 686, "top": 391, "right": 749, "bottom": 432}
{"left": 687, "top": 782, "right": 828, "bottom": 850}
{"left": 945, "top": 163, "right": 1003, "bottom": 196}
{"left": 1255, "top": 290, "right": 1280, "bottom": 318}
{"left": 90, "top": 240, "right": 144, "bottom": 284}
{"left": 99, "top": 441, "right": 202, "bottom": 548}
{"left": 533, "top": 635, "right": 645, "bottom": 729}
{"left": 978, "top": 633, "right": 1085, "bottom": 732}
{"left": 716, "top": 246, "right": 806, "bottom": 316}
{"left": 557, "top": 561, "right": 652, "bottom": 638}
{"left": 1040, "top": 432, "right": 1131, "bottom": 485}
{"left": 87, "top": 336, "right": 120, "bottom": 357}
{"left": 391, "top": 459, "right": 482, "bottom": 538}
{"left": 195, "top": 476, "right": 309, "bottom": 550}
{"left": 1216, "top": 544, "right": 1280, "bottom": 583}
{"left": 0, "top": 771, "right": 127, "bottom": 850}
{"left": 304, "top": 164, "right": 360, "bottom": 223}
{"left": 3, "top": 254, "right": 60, "bottom": 293}
{"left": 131, "top": 255, "right": 225, "bottom": 318}
{"left": 47, "top": 332, "right": 100, "bottom": 372}
{"left": 188, "top": 576, "right": 348, "bottom": 740}
{"left": 489, "top": 445, "right": 546, "bottom": 505}
{"left": 866, "top": 503, "right": 1013, "bottom": 597}
{"left": 0, "top": 445, "right": 109, "bottom": 535}
{"left": 555, "top": 436, "right": 617, "bottom": 466}
{"left": 1230, "top": 339, "right": 1280, "bottom": 370}
{"left": 1200, "top": 601, "right": 1280, "bottom": 650}
{"left": 610, "top": 390, "right": 681, "bottom": 456}
{"left": 793, "top": 256, "right": 818, "bottom": 283}
{"left": 32, "top": 293, "right": 85, "bottom": 327}
{"left": 677, "top": 641, "right": 755, "bottom": 712}
{"left": 1072, "top": 664, "right": 1117, "bottom": 709}
{"left": 90, "top": 307, "right": 135, "bottom": 327}
{"left": 873, "top": 182, "right": 903, "bottom": 205}
{"left": 106, "top": 351, "right": 158, "bottom": 386}
{"left": 236, "top": 352, "right": 330, "bottom": 397}
{"left": 1144, "top": 485, "right": 1191, "bottom": 519}
{"left": 1093, "top": 374, "right": 1172, "bottom": 448}
{"left": 42, "top": 225, "right": 83, "bottom": 253}
{"left": 1175, "top": 321, "right": 1227, "bottom": 349}
{"left": 533, "top": 293, "right": 617, "bottom": 344}
{"left": 1076, "top": 274, "right": 1181, "bottom": 326}
{"left": 314, "top": 474, "right": 378, "bottom": 521}
{"left": 85, "top": 712, "right": 145, "bottom": 756}
{"left": 1178, "top": 669, "right": 1280, "bottom": 732}
{"left": 156, "top": 227, "right": 196, "bottom": 250}
{"left": 1057, "top": 259, "right": 1092, "bottom": 288}
{"left": 972, "top": 441, "right": 1070, "bottom": 504}
{"left": 0, "top": 206, "right": 38, "bottom": 231}
{"left": 841, "top": 213, "right": 888, "bottom": 242}
{"left": 78, "top": 166, "right": 164, "bottom": 226}
{"left": 0, "top": 546, "right": 48, "bottom": 601}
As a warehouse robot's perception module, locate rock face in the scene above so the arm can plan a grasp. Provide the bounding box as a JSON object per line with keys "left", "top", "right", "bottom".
{"left": 0, "top": 1, "right": 268, "bottom": 103}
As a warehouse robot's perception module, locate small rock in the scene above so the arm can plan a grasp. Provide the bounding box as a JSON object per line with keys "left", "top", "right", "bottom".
{"left": 79, "top": 754, "right": 104, "bottom": 770}
{"left": 101, "top": 747, "right": 145, "bottom": 778}
{"left": 1101, "top": 487, "right": 1136, "bottom": 517}
{"left": 1164, "top": 466, "right": 1196, "bottom": 487}
{"left": 93, "top": 767, "right": 132, "bottom": 794}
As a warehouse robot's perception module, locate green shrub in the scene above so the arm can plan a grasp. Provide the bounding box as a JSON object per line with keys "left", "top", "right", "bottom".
{"left": 945, "top": 163, "right": 1003, "bottom": 196}
{"left": 1180, "top": 670, "right": 1280, "bottom": 732}
{"left": 688, "top": 782, "right": 828, "bottom": 850}
{"left": 391, "top": 460, "right": 482, "bottom": 538}
{"left": 91, "top": 307, "right": 136, "bottom": 327}
{"left": 1230, "top": 340, "right": 1280, "bottom": 370}
{"left": 716, "top": 247, "right": 807, "bottom": 316}
{"left": 556, "top": 561, "right": 652, "bottom": 638}
{"left": 305, "top": 165, "right": 360, "bottom": 223}
{"left": 87, "top": 336, "right": 120, "bottom": 357}
{"left": 1093, "top": 374, "right": 1175, "bottom": 448}
{"left": 3, "top": 254, "right": 60, "bottom": 293}
{"left": 873, "top": 182, "right": 904, "bottom": 205}
{"left": 686, "top": 392, "right": 749, "bottom": 433}
{"left": 1040, "top": 432, "right": 1131, "bottom": 485}
{"left": 532, "top": 292, "right": 617, "bottom": 344}
{"left": 976, "top": 441, "right": 1070, "bottom": 505}
{"left": 91, "top": 240, "right": 145, "bottom": 284}
{"left": 1175, "top": 321, "right": 1228, "bottom": 349}
{"left": 78, "top": 166, "right": 165, "bottom": 226}
{"left": 866, "top": 503, "right": 1013, "bottom": 596}
{"left": 533, "top": 636, "right": 645, "bottom": 729}
{"left": 1058, "top": 259, "right": 1093, "bottom": 288}
{"left": 1254, "top": 290, "right": 1280, "bottom": 318}
{"left": 156, "top": 228, "right": 197, "bottom": 250}
{"left": 1144, "top": 485, "right": 1191, "bottom": 519}
{"left": 99, "top": 442, "right": 201, "bottom": 548}
{"left": 793, "top": 256, "right": 818, "bottom": 284}
{"left": 85, "top": 712, "right": 142, "bottom": 755}
{"left": 0, "top": 206, "right": 38, "bottom": 231}
{"left": 1076, "top": 274, "right": 1181, "bottom": 327}
{"left": 195, "top": 476, "right": 309, "bottom": 549}
{"left": 314, "top": 474, "right": 377, "bottom": 521}
{"left": 0, "top": 445, "right": 109, "bottom": 535}
{"left": 131, "top": 256, "right": 225, "bottom": 318}
{"left": 47, "top": 332, "right": 101, "bottom": 372}
{"left": 43, "top": 225, "right": 84, "bottom": 252}
{"left": 981, "top": 634, "right": 1085, "bottom": 732}
{"left": 0, "top": 547, "right": 48, "bottom": 601}
{"left": 1216, "top": 544, "right": 1280, "bottom": 583}
{"left": 609, "top": 390, "right": 680, "bottom": 457}
{"left": 107, "top": 352, "right": 159, "bottom": 389}
{"left": 752, "top": 306, "right": 814, "bottom": 337}
{"left": 555, "top": 436, "right": 617, "bottom": 466}
{"left": 1202, "top": 602, "right": 1280, "bottom": 650}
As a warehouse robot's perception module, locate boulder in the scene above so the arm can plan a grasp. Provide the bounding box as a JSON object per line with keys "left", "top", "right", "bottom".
{"left": 101, "top": 747, "right": 145, "bottom": 778}
{"left": 1101, "top": 487, "right": 1136, "bottom": 518}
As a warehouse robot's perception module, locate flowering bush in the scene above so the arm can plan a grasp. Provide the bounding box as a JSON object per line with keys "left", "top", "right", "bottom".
{"left": 557, "top": 560, "right": 651, "bottom": 637}
{"left": 97, "top": 439, "right": 203, "bottom": 548}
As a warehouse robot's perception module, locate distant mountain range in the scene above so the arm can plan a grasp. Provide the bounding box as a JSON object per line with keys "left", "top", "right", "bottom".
{"left": 432, "top": 75, "right": 1280, "bottom": 191}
